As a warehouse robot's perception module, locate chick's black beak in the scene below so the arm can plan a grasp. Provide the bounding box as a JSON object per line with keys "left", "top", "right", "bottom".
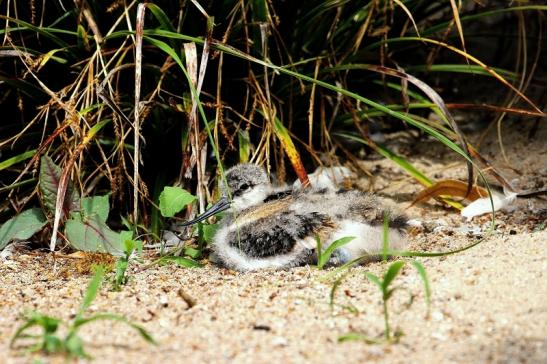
{"left": 180, "top": 196, "right": 231, "bottom": 226}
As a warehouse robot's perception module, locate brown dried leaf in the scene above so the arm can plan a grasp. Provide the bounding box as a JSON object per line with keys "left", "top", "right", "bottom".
{"left": 411, "top": 179, "right": 488, "bottom": 207}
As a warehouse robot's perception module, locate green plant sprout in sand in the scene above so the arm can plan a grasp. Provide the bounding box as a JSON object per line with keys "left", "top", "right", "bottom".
{"left": 112, "top": 237, "right": 143, "bottom": 291}
{"left": 11, "top": 266, "right": 156, "bottom": 359}
{"left": 337, "top": 214, "right": 431, "bottom": 343}
{"left": 337, "top": 259, "right": 431, "bottom": 344}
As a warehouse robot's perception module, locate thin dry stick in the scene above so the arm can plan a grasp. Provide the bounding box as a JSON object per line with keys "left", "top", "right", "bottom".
{"left": 133, "top": 3, "right": 145, "bottom": 227}
{"left": 307, "top": 59, "right": 320, "bottom": 148}
{"left": 184, "top": 43, "right": 203, "bottom": 213}
{"left": 194, "top": 12, "right": 213, "bottom": 213}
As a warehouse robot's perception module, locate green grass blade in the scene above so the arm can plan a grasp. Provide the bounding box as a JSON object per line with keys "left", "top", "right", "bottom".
{"left": 0, "top": 16, "right": 72, "bottom": 49}
{"left": 411, "top": 260, "right": 431, "bottom": 312}
{"left": 157, "top": 255, "right": 201, "bottom": 268}
{"left": 75, "top": 313, "right": 156, "bottom": 345}
{"left": 338, "top": 333, "right": 383, "bottom": 344}
{"left": 329, "top": 271, "right": 350, "bottom": 309}
{"left": 143, "top": 35, "right": 225, "bottom": 180}
{"left": 382, "top": 261, "right": 406, "bottom": 291}
{"left": 336, "top": 132, "right": 432, "bottom": 186}
{"left": 318, "top": 236, "right": 355, "bottom": 269}
{"left": 364, "top": 272, "right": 383, "bottom": 290}
{"left": 78, "top": 266, "right": 105, "bottom": 315}
{"left": 405, "top": 64, "right": 517, "bottom": 80}
{"left": 146, "top": 3, "right": 177, "bottom": 32}
{"left": 422, "top": 5, "right": 547, "bottom": 36}
{"left": 336, "top": 132, "right": 464, "bottom": 209}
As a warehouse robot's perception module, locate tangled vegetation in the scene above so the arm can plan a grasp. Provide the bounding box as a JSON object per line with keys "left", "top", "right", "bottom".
{"left": 0, "top": 1, "right": 545, "bottom": 253}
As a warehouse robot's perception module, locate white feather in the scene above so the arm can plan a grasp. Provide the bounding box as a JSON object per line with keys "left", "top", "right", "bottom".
{"left": 461, "top": 190, "right": 517, "bottom": 220}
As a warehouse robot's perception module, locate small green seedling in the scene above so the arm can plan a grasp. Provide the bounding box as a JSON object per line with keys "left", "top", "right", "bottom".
{"left": 315, "top": 236, "right": 355, "bottom": 269}
{"left": 339, "top": 259, "right": 430, "bottom": 344}
{"left": 11, "top": 266, "right": 156, "bottom": 358}
{"left": 112, "top": 236, "right": 143, "bottom": 291}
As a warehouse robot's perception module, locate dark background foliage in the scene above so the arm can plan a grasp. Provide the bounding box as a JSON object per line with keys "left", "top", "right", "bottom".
{"left": 0, "top": 1, "right": 545, "bottom": 233}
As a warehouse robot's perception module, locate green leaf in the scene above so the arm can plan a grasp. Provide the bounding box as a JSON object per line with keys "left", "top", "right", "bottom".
{"left": 64, "top": 333, "right": 87, "bottom": 358}
{"left": 113, "top": 258, "right": 129, "bottom": 290}
{"left": 382, "top": 261, "right": 406, "bottom": 291}
{"left": 184, "top": 247, "right": 201, "bottom": 259}
{"left": 123, "top": 239, "right": 135, "bottom": 255}
{"left": 10, "top": 312, "right": 61, "bottom": 349}
{"left": 65, "top": 216, "right": 124, "bottom": 255}
{"left": 159, "top": 186, "right": 196, "bottom": 217}
{"left": 44, "top": 334, "right": 63, "bottom": 354}
{"left": 81, "top": 195, "right": 110, "bottom": 222}
{"left": 39, "top": 156, "right": 80, "bottom": 216}
{"left": 384, "top": 287, "right": 399, "bottom": 301}
{"left": 329, "top": 271, "right": 350, "bottom": 309}
{"left": 364, "top": 272, "right": 383, "bottom": 290}
{"left": 76, "top": 24, "right": 88, "bottom": 50}
{"left": 119, "top": 231, "right": 142, "bottom": 256}
{"left": 158, "top": 255, "right": 201, "bottom": 268}
{"left": 411, "top": 260, "right": 432, "bottom": 311}
{"left": 338, "top": 333, "right": 383, "bottom": 344}
{"left": 76, "top": 313, "right": 156, "bottom": 345}
{"left": 147, "top": 3, "right": 177, "bottom": 32}
{"left": 202, "top": 223, "right": 219, "bottom": 243}
{"left": 317, "top": 236, "right": 355, "bottom": 269}
{"left": 0, "top": 208, "right": 47, "bottom": 250}
{"left": 238, "top": 130, "right": 251, "bottom": 163}
{"left": 78, "top": 266, "right": 105, "bottom": 315}
{"left": 0, "top": 150, "right": 36, "bottom": 171}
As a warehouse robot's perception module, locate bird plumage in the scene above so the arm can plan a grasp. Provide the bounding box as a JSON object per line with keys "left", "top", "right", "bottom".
{"left": 187, "top": 164, "right": 409, "bottom": 271}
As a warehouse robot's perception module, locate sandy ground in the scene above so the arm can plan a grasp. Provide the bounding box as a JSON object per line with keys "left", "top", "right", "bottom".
{"left": 1, "top": 120, "right": 546, "bottom": 363}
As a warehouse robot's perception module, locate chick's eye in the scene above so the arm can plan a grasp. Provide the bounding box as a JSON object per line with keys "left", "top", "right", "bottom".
{"left": 240, "top": 183, "right": 249, "bottom": 191}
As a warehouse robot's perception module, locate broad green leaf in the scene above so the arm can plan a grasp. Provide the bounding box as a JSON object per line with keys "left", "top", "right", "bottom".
{"left": 202, "top": 223, "right": 219, "bottom": 243}
{"left": 119, "top": 231, "right": 134, "bottom": 249}
{"left": 159, "top": 186, "right": 196, "bottom": 217}
{"left": 0, "top": 208, "right": 47, "bottom": 250}
{"left": 65, "top": 216, "right": 124, "bottom": 256}
{"left": 382, "top": 261, "right": 406, "bottom": 291}
{"left": 81, "top": 195, "right": 110, "bottom": 222}
{"left": 184, "top": 247, "right": 201, "bottom": 259}
{"left": 123, "top": 238, "right": 135, "bottom": 254}
{"left": 39, "top": 156, "right": 80, "bottom": 216}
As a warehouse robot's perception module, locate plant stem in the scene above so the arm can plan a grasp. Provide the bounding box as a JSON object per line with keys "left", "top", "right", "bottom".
{"left": 383, "top": 298, "right": 390, "bottom": 341}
